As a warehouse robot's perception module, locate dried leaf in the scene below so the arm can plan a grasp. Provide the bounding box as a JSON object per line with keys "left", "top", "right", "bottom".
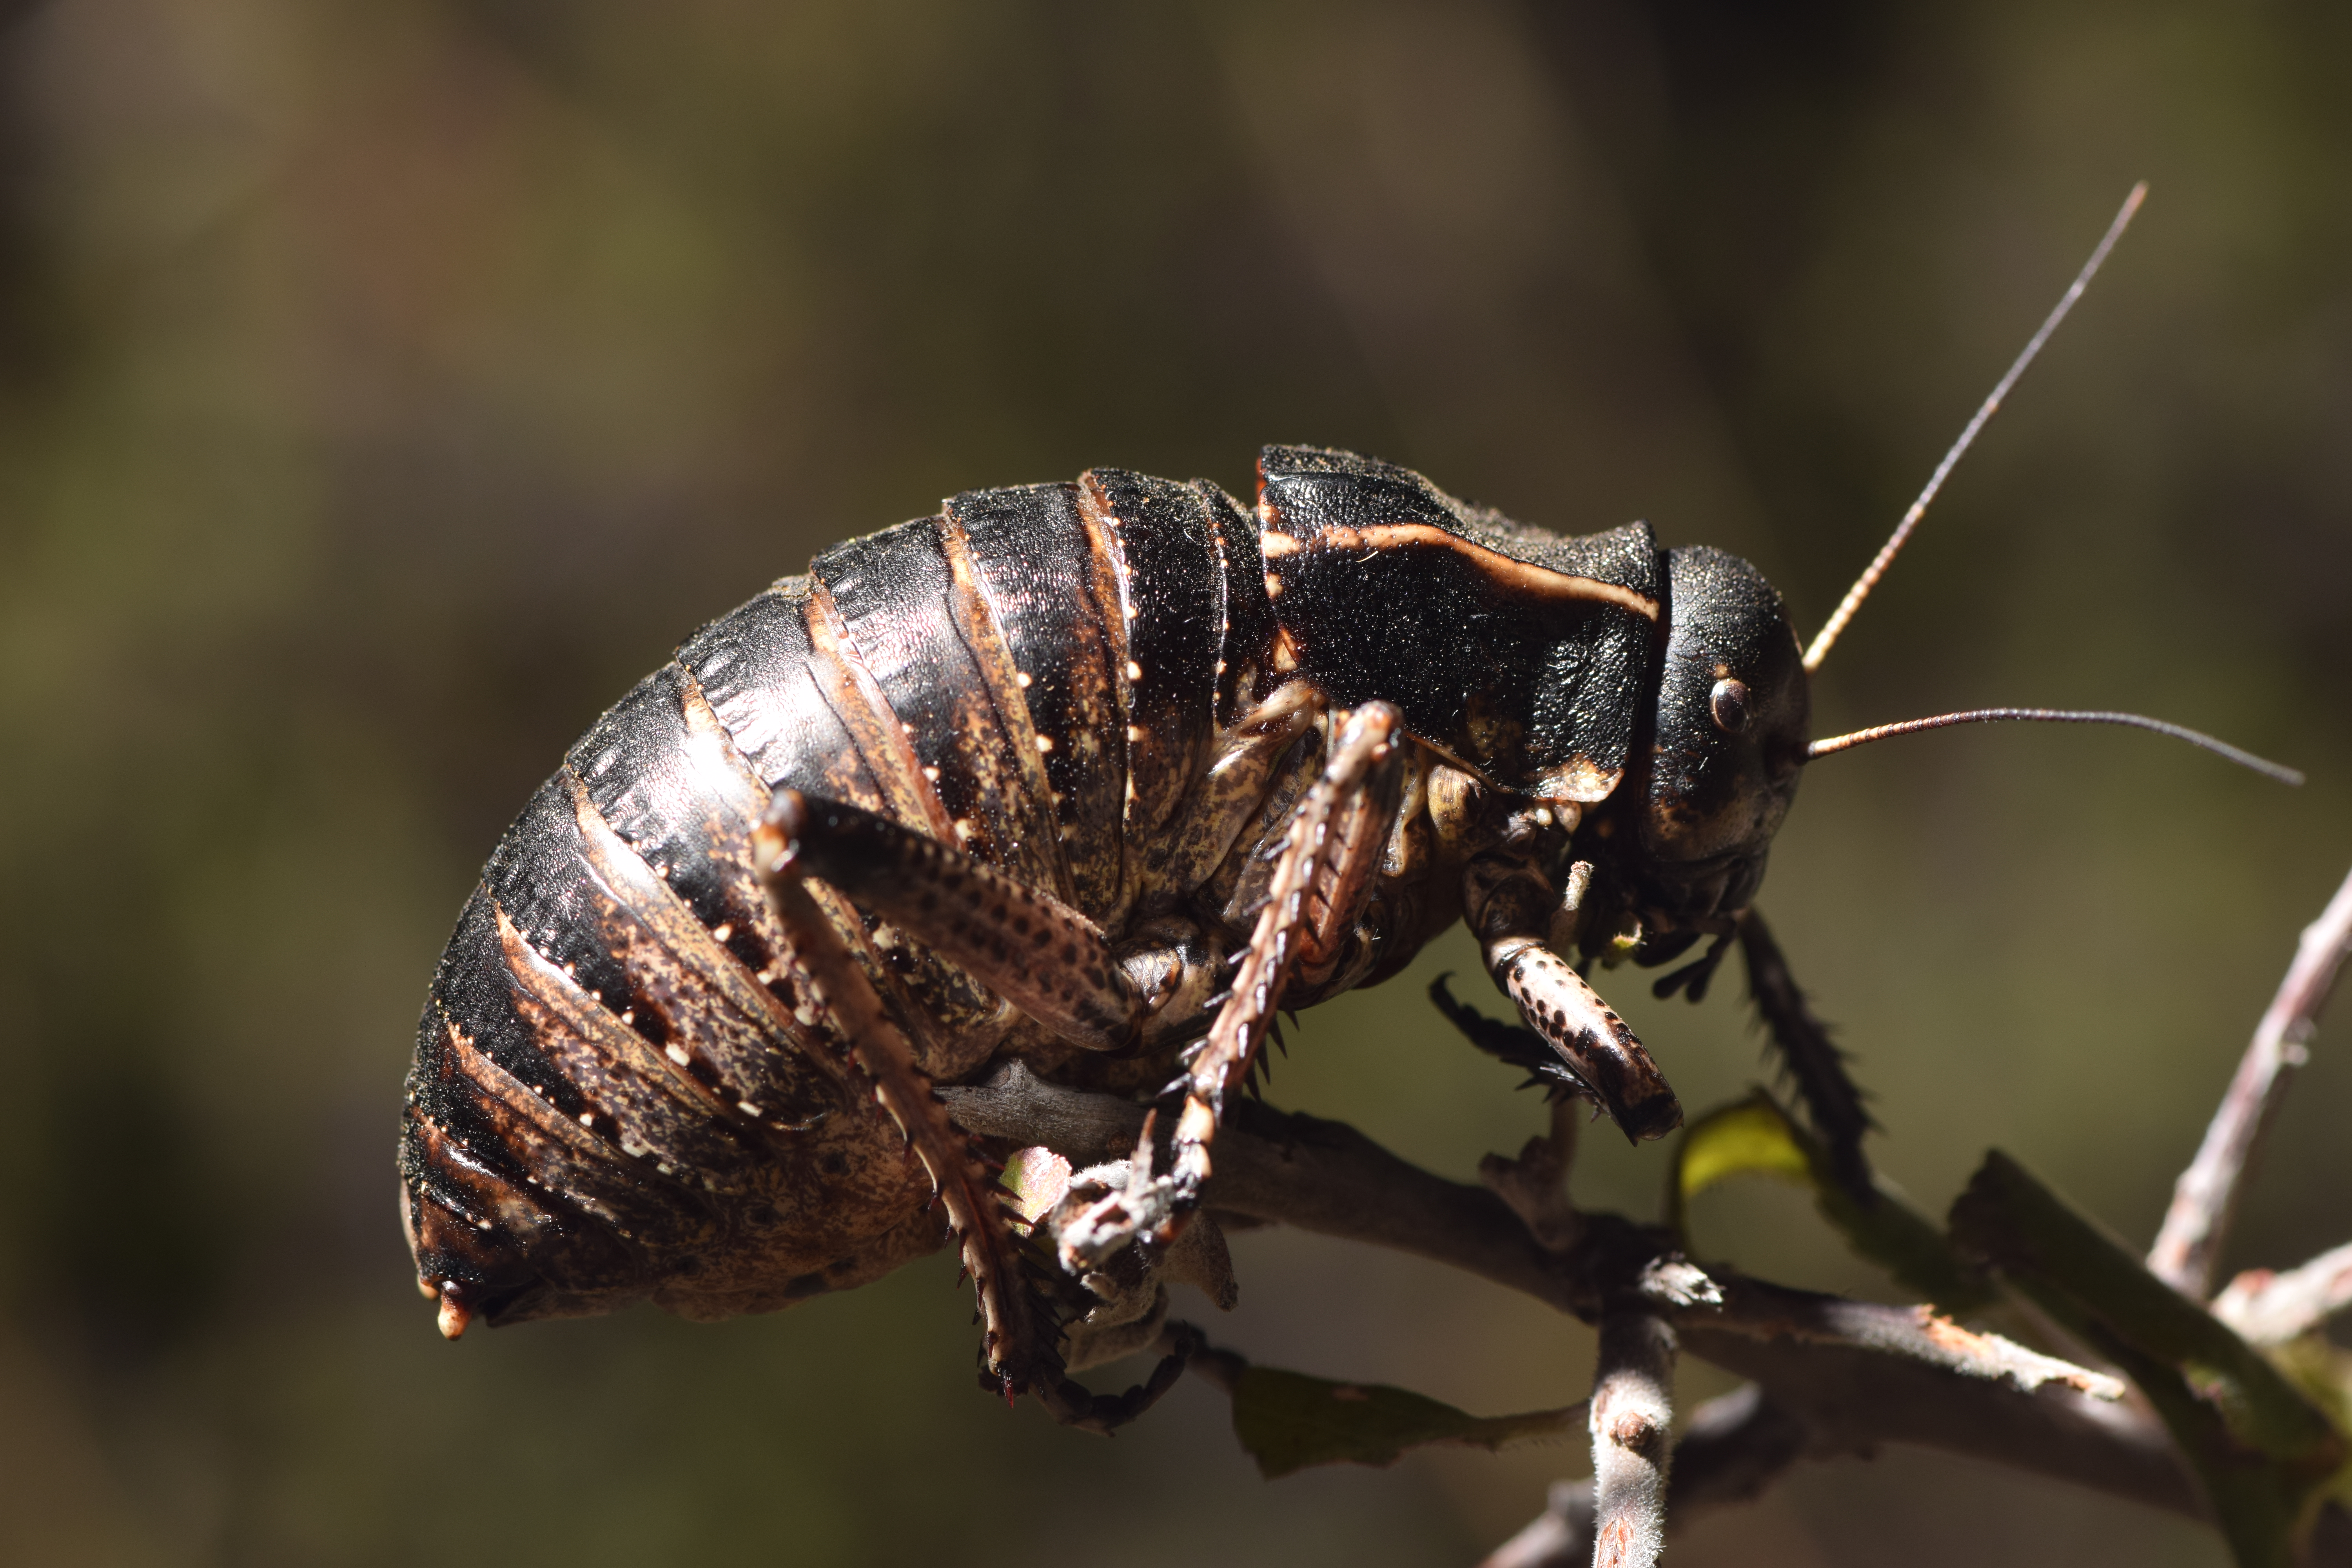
{"left": 1230, "top": 1366, "right": 1581, "bottom": 1479}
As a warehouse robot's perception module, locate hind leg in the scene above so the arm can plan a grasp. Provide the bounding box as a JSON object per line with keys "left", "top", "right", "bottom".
{"left": 753, "top": 805, "right": 1196, "bottom": 1430}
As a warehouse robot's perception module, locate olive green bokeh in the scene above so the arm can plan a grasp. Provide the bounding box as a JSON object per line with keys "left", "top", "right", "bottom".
{"left": 2, "top": 2, "right": 2348, "bottom": 1564}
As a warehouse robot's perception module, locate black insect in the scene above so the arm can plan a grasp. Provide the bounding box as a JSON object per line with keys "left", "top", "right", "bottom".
{"left": 397, "top": 186, "right": 2293, "bottom": 1429}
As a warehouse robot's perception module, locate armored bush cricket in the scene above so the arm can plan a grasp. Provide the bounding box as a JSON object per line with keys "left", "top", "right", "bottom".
{"left": 399, "top": 182, "right": 2297, "bottom": 1429}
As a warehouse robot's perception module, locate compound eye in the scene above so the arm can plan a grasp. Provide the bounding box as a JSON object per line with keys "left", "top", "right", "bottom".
{"left": 1709, "top": 677, "right": 1751, "bottom": 734}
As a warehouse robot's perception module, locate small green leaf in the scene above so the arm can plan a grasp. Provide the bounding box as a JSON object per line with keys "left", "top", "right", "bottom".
{"left": 1670, "top": 1090, "right": 1992, "bottom": 1312}
{"left": 1230, "top": 1366, "right": 1581, "bottom": 1479}
{"left": 1670, "top": 1093, "right": 1813, "bottom": 1231}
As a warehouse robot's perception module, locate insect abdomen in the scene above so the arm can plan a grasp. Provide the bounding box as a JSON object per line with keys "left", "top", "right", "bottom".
{"left": 402, "top": 468, "right": 1273, "bottom": 1328}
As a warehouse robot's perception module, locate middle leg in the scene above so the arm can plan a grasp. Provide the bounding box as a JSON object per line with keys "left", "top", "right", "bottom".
{"left": 1057, "top": 701, "right": 1410, "bottom": 1271}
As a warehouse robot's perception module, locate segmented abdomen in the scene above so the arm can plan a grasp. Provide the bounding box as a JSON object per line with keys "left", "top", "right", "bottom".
{"left": 400, "top": 470, "right": 1274, "bottom": 1327}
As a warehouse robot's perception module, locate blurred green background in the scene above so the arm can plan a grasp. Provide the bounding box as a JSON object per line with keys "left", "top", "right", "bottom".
{"left": 2, "top": 2, "right": 2348, "bottom": 1563}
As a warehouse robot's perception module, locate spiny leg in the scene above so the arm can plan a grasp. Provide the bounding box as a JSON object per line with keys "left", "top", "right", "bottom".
{"left": 1059, "top": 702, "right": 1408, "bottom": 1272}
{"left": 752, "top": 829, "right": 1051, "bottom": 1399}
{"left": 1463, "top": 855, "right": 1682, "bottom": 1141}
{"left": 755, "top": 802, "right": 1193, "bottom": 1430}
{"left": 1738, "top": 911, "right": 1874, "bottom": 1196}
{"left": 765, "top": 790, "right": 1147, "bottom": 1051}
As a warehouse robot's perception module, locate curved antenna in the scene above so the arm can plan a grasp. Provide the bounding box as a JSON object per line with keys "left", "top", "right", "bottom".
{"left": 1806, "top": 707, "right": 2302, "bottom": 786}
{"left": 1802, "top": 182, "right": 2150, "bottom": 674}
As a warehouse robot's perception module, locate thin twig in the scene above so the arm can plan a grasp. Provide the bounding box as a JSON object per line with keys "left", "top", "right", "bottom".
{"left": 2148, "top": 861, "right": 2352, "bottom": 1297}
{"left": 1480, "top": 1480, "right": 1595, "bottom": 1568}
{"left": 2213, "top": 1240, "right": 2352, "bottom": 1346}
{"left": 1588, "top": 1296, "right": 1676, "bottom": 1568}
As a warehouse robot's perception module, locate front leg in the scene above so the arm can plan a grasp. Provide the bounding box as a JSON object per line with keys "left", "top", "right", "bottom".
{"left": 1059, "top": 702, "right": 1410, "bottom": 1270}
{"left": 1465, "top": 853, "right": 1683, "bottom": 1142}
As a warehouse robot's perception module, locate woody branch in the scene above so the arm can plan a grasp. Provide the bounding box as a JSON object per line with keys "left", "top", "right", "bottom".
{"left": 943, "top": 1067, "right": 2200, "bottom": 1526}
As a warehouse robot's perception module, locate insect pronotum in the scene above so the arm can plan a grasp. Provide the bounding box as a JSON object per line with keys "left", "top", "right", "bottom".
{"left": 397, "top": 182, "right": 2295, "bottom": 1428}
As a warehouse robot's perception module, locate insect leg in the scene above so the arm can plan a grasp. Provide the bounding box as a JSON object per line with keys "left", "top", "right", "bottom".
{"left": 1058, "top": 702, "right": 1409, "bottom": 1270}
{"left": 1465, "top": 857, "right": 1682, "bottom": 1142}
{"left": 1138, "top": 679, "right": 1327, "bottom": 900}
{"left": 750, "top": 826, "right": 1057, "bottom": 1404}
{"left": 1738, "top": 911, "right": 1874, "bottom": 1196}
{"left": 763, "top": 791, "right": 1148, "bottom": 1052}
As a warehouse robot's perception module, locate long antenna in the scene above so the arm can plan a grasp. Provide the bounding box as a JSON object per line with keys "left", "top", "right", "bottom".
{"left": 1801, "top": 182, "right": 2150, "bottom": 673}
{"left": 1806, "top": 707, "right": 2303, "bottom": 786}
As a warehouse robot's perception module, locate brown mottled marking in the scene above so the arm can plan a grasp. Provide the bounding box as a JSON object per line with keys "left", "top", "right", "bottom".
{"left": 753, "top": 815, "right": 1055, "bottom": 1398}
{"left": 935, "top": 512, "right": 1075, "bottom": 904}
{"left": 801, "top": 585, "right": 958, "bottom": 843}
{"left": 494, "top": 904, "right": 762, "bottom": 1189}
{"left": 1152, "top": 680, "right": 1326, "bottom": 901}
{"left": 1069, "top": 481, "right": 1138, "bottom": 914}
{"left": 707, "top": 634, "right": 999, "bottom": 1073}
{"left": 563, "top": 771, "right": 851, "bottom": 1111}
{"left": 770, "top": 790, "right": 1143, "bottom": 1052}
{"left": 1488, "top": 936, "right": 1680, "bottom": 1142}
{"left": 439, "top": 1021, "right": 711, "bottom": 1248}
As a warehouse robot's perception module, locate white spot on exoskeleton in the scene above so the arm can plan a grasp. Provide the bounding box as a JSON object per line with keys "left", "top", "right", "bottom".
{"left": 711, "top": 923, "right": 733, "bottom": 942}
{"left": 1264, "top": 572, "right": 1284, "bottom": 599}
{"left": 579, "top": 1111, "right": 596, "bottom": 1127}
{"left": 1126, "top": 725, "right": 1144, "bottom": 743}
{"left": 666, "top": 1044, "right": 690, "bottom": 1067}
{"left": 922, "top": 765, "right": 940, "bottom": 782}
{"left": 1034, "top": 734, "right": 1054, "bottom": 753}
{"left": 737, "top": 1101, "right": 763, "bottom": 1118}
{"left": 954, "top": 819, "right": 976, "bottom": 841}
{"left": 1015, "top": 670, "right": 1033, "bottom": 688}
{"left": 755, "top": 967, "right": 776, "bottom": 983}
{"left": 620, "top": 1009, "right": 635, "bottom": 1025}
{"left": 1124, "top": 660, "right": 1143, "bottom": 681}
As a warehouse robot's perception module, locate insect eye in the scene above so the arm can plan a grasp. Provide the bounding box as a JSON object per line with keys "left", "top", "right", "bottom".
{"left": 1709, "top": 678, "right": 1751, "bottom": 734}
